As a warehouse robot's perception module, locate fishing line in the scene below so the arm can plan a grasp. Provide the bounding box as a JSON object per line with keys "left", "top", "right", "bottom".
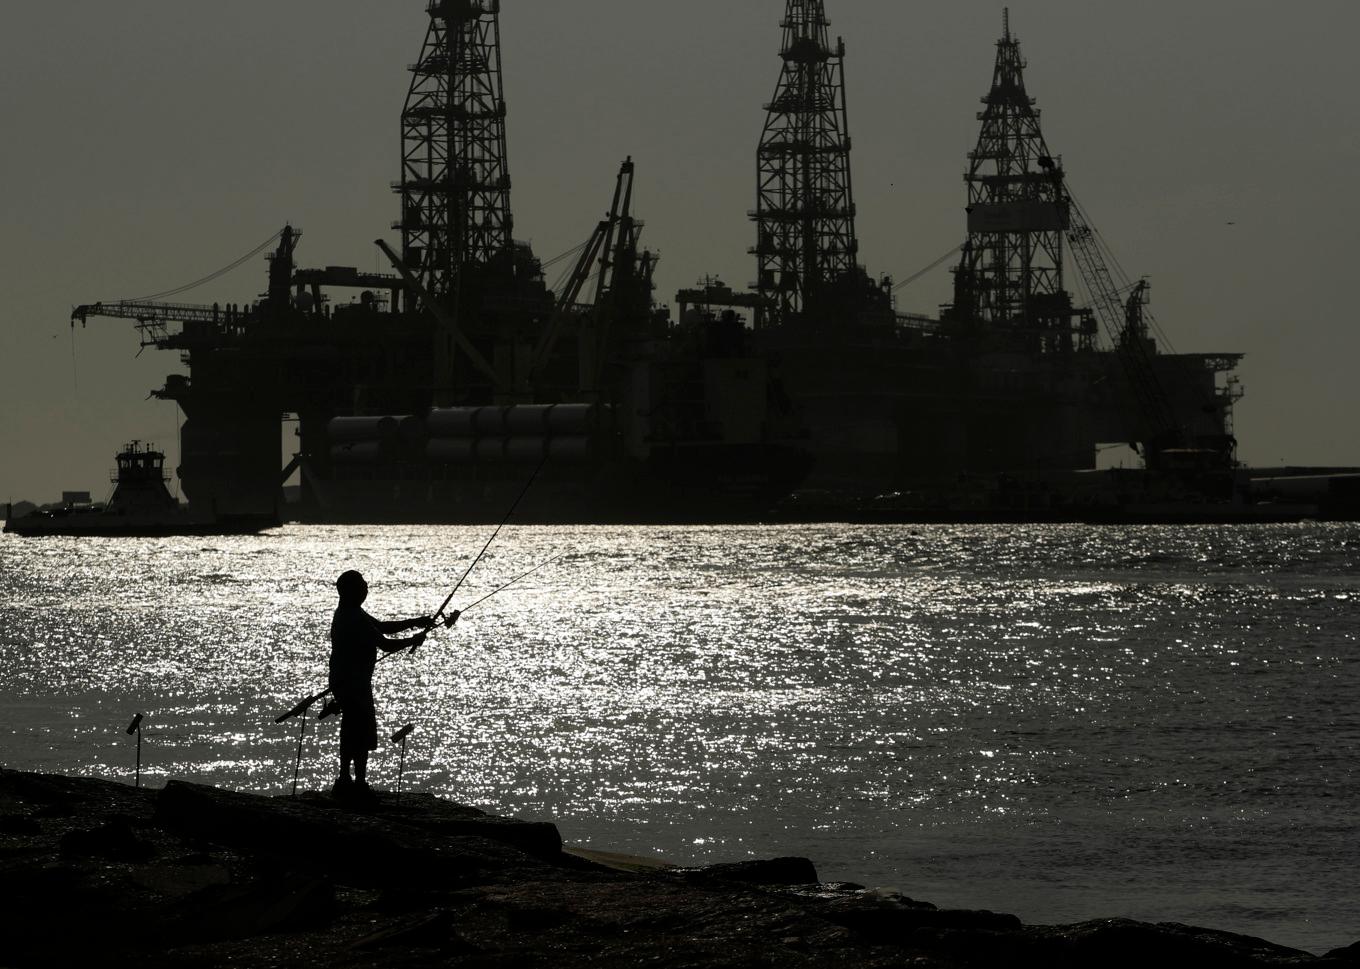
{"left": 430, "top": 454, "right": 548, "bottom": 625}
{"left": 459, "top": 552, "right": 567, "bottom": 615}
{"left": 373, "top": 545, "right": 565, "bottom": 670}
{"left": 275, "top": 455, "right": 550, "bottom": 721}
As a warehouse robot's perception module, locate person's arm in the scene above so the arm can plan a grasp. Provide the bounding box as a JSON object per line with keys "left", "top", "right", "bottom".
{"left": 375, "top": 616, "right": 436, "bottom": 634}
{"left": 379, "top": 630, "right": 426, "bottom": 654}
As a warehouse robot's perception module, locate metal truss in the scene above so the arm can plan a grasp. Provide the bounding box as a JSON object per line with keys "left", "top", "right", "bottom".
{"left": 752, "top": 0, "right": 858, "bottom": 327}
{"left": 397, "top": 0, "right": 513, "bottom": 298}
{"left": 952, "top": 10, "right": 1069, "bottom": 330}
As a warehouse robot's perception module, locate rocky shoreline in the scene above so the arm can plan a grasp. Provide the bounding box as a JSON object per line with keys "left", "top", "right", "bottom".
{"left": 1, "top": 769, "right": 1355, "bottom": 967}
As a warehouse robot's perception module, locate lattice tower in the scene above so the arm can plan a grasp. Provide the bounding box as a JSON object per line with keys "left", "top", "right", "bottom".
{"left": 752, "top": 0, "right": 858, "bottom": 327}
{"left": 397, "top": 0, "right": 513, "bottom": 299}
{"left": 952, "top": 10, "right": 1069, "bottom": 329}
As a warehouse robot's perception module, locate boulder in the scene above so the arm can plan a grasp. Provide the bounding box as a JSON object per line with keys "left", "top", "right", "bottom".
{"left": 1324, "top": 940, "right": 1360, "bottom": 964}
{"left": 678, "top": 856, "right": 820, "bottom": 885}
{"left": 154, "top": 781, "right": 561, "bottom": 889}
{"left": 824, "top": 892, "right": 1022, "bottom": 944}
{"left": 1021, "top": 918, "right": 1319, "bottom": 968}
{"left": 165, "top": 875, "right": 336, "bottom": 941}
{"left": 59, "top": 816, "right": 155, "bottom": 863}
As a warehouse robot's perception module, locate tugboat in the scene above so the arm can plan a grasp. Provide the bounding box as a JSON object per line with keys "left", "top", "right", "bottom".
{"left": 3, "top": 442, "right": 277, "bottom": 537}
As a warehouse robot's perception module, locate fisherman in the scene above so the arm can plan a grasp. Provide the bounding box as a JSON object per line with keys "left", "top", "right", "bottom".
{"left": 329, "top": 570, "right": 455, "bottom": 803}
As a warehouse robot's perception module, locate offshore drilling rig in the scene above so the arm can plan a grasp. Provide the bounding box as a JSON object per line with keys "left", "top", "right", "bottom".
{"left": 73, "top": 1, "right": 809, "bottom": 524}
{"left": 680, "top": 2, "right": 1243, "bottom": 516}
{"left": 74, "top": 2, "right": 1255, "bottom": 524}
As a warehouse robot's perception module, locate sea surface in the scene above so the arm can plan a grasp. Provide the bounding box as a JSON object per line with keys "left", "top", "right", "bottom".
{"left": 1, "top": 523, "right": 1357, "bottom": 953}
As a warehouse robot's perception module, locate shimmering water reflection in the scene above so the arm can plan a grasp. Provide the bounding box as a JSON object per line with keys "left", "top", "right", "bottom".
{"left": 1, "top": 523, "right": 1357, "bottom": 953}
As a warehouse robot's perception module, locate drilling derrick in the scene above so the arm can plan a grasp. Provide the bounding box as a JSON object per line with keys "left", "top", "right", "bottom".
{"left": 753, "top": 0, "right": 859, "bottom": 328}
{"left": 398, "top": 0, "right": 513, "bottom": 299}
{"left": 949, "top": 10, "right": 1075, "bottom": 345}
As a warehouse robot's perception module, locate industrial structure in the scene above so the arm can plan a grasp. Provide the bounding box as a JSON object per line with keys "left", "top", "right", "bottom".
{"left": 68, "top": 2, "right": 1293, "bottom": 524}
{"left": 752, "top": 1, "right": 883, "bottom": 329}
{"left": 72, "top": 1, "right": 807, "bottom": 524}
{"left": 704, "top": 2, "right": 1242, "bottom": 514}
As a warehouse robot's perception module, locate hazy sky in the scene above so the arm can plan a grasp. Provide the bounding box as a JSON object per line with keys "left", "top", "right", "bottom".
{"left": 3, "top": 1, "right": 1357, "bottom": 501}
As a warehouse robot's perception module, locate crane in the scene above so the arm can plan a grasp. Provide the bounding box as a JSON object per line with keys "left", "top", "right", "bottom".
{"left": 529, "top": 157, "right": 654, "bottom": 388}
{"left": 1065, "top": 203, "right": 1184, "bottom": 468}
{"left": 70, "top": 226, "right": 301, "bottom": 348}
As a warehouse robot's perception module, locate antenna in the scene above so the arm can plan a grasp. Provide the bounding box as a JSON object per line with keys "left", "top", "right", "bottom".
{"left": 1003, "top": 7, "right": 1010, "bottom": 41}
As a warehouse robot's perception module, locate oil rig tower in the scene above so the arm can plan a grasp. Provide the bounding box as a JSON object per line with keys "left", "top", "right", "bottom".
{"left": 397, "top": 0, "right": 514, "bottom": 298}
{"left": 752, "top": 0, "right": 862, "bottom": 328}
{"left": 947, "top": 9, "right": 1078, "bottom": 346}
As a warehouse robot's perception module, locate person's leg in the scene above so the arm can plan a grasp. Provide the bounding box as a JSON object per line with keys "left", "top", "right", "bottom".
{"left": 335, "top": 696, "right": 358, "bottom": 792}
{"left": 351, "top": 691, "right": 377, "bottom": 790}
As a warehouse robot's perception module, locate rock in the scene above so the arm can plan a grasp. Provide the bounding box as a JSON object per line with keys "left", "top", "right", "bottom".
{"left": 678, "top": 856, "right": 821, "bottom": 885}
{"left": 0, "top": 862, "right": 130, "bottom": 959}
{"left": 154, "top": 780, "right": 563, "bottom": 890}
{"left": 1021, "top": 918, "right": 1318, "bottom": 968}
{"left": 824, "top": 893, "right": 1022, "bottom": 944}
{"left": 0, "top": 770, "right": 1339, "bottom": 969}
{"left": 167, "top": 875, "right": 336, "bottom": 941}
{"left": 351, "top": 910, "right": 473, "bottom": 952}
{"left": 59, "top": 816, "right": 156, "bottom": 863}
{"left": 130, "top": 860, "right": 233, "bottom": 898}
{"left": 0, "top": 813, "right": 42, "bottom": 835}
{"left": 358, "top": 790, "right": 564, "bottom": 859}
{"left": 1325, "top": 941, "right": 1360, "bottom": 963}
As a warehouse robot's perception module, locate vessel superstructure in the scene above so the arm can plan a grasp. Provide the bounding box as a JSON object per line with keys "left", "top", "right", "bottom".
{"left": 4, "top": 442, "right": 273, "bottom": 537}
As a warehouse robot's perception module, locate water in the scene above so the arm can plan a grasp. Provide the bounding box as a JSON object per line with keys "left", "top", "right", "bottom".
{"left": 1, "top": 523, "right": 1356, "bottom": 953}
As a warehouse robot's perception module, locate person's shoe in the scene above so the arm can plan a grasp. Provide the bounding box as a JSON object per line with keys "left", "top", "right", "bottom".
{"left": 331, "top": 774, "right": 354, "bottom": 798}
{"left": 351, "top": 780, "right": 380, "bottom": 809}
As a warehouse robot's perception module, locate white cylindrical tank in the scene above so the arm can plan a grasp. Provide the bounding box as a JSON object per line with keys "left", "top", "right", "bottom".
{"left": 505, "top": 437, "right": 547, "bottom": 463}
{"left": 327, "top": 416, "right": 399, "bottom": 443}
{"left": 426, "top": 408, "right": 478, "bottom": 438}
{"left": 505, "top": 405, "right": 553, "bottom": 436}
{"left": 546, "top": 403, "right": 595, "bottom": 435}
{"left": 474, "top": 438, "right": 508, "bottom": 461}
{"left": 548, "top": 436, "right": 592, "bottom": 462}
{"left": 426, "top": 439, "right": 476, "bottom": 463}
{"left": 473, "top": 406, "right": 510, "bottom": 437}
{"left": 395, "top": 415, "right": 427, "bottom": 446}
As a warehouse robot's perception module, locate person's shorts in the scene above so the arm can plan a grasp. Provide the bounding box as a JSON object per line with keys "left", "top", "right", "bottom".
{"left": 335, "top": 689, "right": 378, "bottom": 755}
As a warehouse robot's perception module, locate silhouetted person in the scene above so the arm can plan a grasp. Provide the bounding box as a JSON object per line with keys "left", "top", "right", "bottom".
{"left": 329, "top": 570, "right": 434, "bottom": 803}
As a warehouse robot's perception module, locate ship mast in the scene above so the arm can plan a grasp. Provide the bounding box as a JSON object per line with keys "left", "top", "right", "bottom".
{"left": 397, "top": 0, "right": 514, "bottom": 301}
{"left": 752, "top": 0, "right": 858, "bottom": 328}
{"left": 949, "top": 8, "right": 1071, "bottom": 340}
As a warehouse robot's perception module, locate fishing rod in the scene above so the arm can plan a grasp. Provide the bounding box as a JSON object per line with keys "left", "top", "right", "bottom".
{"left": 275, "top": 456, "right": 547, "bottom": 724}
{"left": 429, "top": 454, "right": 547, "bottom": 627}
{"left": 274, "top": 688, "right": 330, "bottom": 725}
{"left": 379, "top": 548, "right": 567, "bottom": 668}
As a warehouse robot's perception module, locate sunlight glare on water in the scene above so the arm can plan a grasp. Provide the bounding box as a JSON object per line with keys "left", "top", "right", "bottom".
{"left": 1, "top": 522, "right": 1357, "bottom": 953}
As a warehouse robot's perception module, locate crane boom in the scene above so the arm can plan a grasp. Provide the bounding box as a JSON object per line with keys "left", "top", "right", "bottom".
{"left": 71, "top": 301, "right": 226, "bottom": 347}
{"left": 1065, "top": 206, "right": 1183, "bottom": 463}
